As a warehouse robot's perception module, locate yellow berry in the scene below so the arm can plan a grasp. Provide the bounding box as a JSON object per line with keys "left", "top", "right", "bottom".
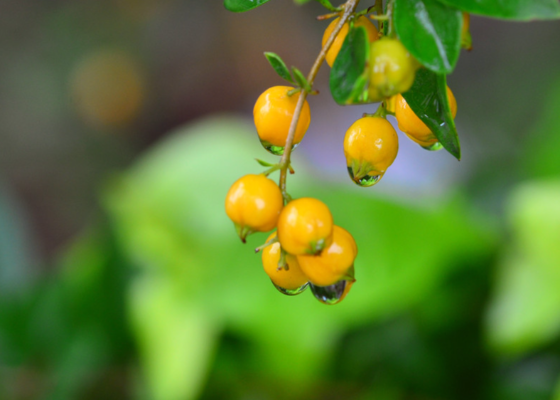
{"left": 343, "top": 116, "right": 399, "bottom": 186}
{"left": 368, "top": 37, "right": 418, "bottom": 101}
{"left": 395, "top": 87, "right": 457, "bottom": 149}
{"left": 261, "top": 232, "right": 309, "bottom": 295}
{"left": 277, "top": 198, "right": 333, "bottom": 256}
{"left": 297, "top": 225, "right": 357, "bottom": 287}
{"left": 253, "top": 86, "right": 311, "bottom": 155}
{"left": 322, "top": 16, "right": 379, "bottom": 67}
{"left": 225, "top": 174, "right": 283, "bottom": 242}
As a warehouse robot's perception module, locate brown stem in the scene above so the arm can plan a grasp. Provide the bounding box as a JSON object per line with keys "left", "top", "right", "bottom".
{"left": 278, "top": 0, "right": 362, "bottom": 202}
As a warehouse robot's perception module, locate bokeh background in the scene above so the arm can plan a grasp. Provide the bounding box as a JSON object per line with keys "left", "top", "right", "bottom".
{"left": 1, "top": 0, "right": 560, "bottom": 399}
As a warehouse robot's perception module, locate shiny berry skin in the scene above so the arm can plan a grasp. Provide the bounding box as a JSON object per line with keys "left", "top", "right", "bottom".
{"left": 277, "top": 197, "right": 334, "bottom": 256}
{"left": 225, "top": 174, "right": 283, "bottom": 242}
{"left": 253, "top": 86, "right": 311, "bottom": 155}
{"left": 368, "top": 37, "right": 418, "bottom": 101}
{"left": 395, "top": 87, "right": 457, "bottom": 148}
{"left": 297, "top": 225, "right": 357, "bottom": 287}
{"left": 261, "top": 232, "right": 309, "bottom": 295}
{"left": 343, "top": 116, "right": 399, "bottom": 186}
{"left": 322, "top": 16, "right": 379, "bottom": 67}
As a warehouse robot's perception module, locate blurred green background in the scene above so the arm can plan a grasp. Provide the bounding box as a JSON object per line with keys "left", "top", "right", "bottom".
{"left": 1, "top": 1, "right": 560, "bottom": 399}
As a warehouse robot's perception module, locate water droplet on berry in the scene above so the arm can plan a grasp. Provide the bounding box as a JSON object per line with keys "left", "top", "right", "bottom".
{"left": 260, "top": 140, "right": 298, "bottom": 156}
{"left": 272, "top": 281, "right": 308, "bottom": 296}
{"left": 347, "top": 167, "right": 381, "bottom": 187}
{"left": 421, "top": 142, "right": 443, "bottom": 151}
{"left": 310, "top": 280, "right": 348, "bottom": 304}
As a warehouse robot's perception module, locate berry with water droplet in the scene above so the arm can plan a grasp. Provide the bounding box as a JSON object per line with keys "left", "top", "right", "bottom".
{"left": 261, "top": 232, "right": 309, "bottom": 296}
{"left": 322, "top": 16, "right": 379, "bottom": 68}
{"left": 310, "top": 279, "right": 354, "bottom": 305}
{"left": 368, "top": 37, "right": 418, "bottom": 101}
{"left": 297, "top": 225, "right": 357, "bottom": 287}
{"left": 343, "top": 116, "right": 398, "bottom": 187}
{"left": 253, "top": 86, "right": 311, "bottom": 155}
{"left": 395, "top": 87, "right": 457, "bottom": 150}
{"left": 225, "top": 174, "right": 283, "bottom": 242}
{"left": 277, "top": 197, "right": 334, "bottom": 256}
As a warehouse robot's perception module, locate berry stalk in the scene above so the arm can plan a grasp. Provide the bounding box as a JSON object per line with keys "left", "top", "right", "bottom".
{"left": 278, "top": 0, "right": 362, "bottom": 201}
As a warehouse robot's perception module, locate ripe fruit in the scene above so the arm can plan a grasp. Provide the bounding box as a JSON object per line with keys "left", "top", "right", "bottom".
{"left": 322, "top": 16, "right": 379, "bottom": 67}
{"left": 253, "top": 86, "right": 311, "bottom": 155}
{"left": 394, "top": 87, "right": 457, "bottom": 150}
{"left": 277, "top": 197, "right": 334, "bottom": 256}
{"left": 297, "top": 225, "right": 357, "bottom": 287}
{"left": 262, "top": 232, "right": 309, "bottom": 295}
{"left": 343, "top": 116, "right": 399, "bottom": 186}
{"left": 225, "top": 174, "right": 283, "bottom": 242}
{"left": 368, "top": 37, "right": 418, "bottom": 101}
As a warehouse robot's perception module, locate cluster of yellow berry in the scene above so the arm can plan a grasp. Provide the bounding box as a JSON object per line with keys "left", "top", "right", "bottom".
{"left": 224, "top": 10, "right": 463, "bottom": 305}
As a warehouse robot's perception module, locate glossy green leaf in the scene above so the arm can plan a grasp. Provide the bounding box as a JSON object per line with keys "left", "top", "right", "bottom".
{"left": 329, "top": 26, "right": 370, "bottom": 105}
{"left": 394, "top": 0, "right": 462, "bottom": 74}
{"left": 438, "top": 0, "right": 560, "bottom": 20}
{"left": 402, "top": 68, "right": 461, "bottom": 159}
{"left": 224, "top": 0, "right": 271, "bottom": 12}
{"left": 264, "top": 52, "right": 294, "bottom": 84}
{"left": 313, "top": 0, "right": 338, "bottom": 11}
{"left": 291, "top": 67, "right": 312, "bottom": 93}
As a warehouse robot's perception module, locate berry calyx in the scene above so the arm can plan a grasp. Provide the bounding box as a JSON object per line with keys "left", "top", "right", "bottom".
{"left": 394, "top": 87, "right": 457, "bottom": 150}
{"left": 277, "top": 197, "right": 334, "bottom": 256}
{"left": 297, "top": 225, "right": 357, "bottom": 287}
{"left": 261, "top": 232, "right": 309, "bottom": 295}
{"left": 368, "top": 37, "right": 418, "bottom": 101}
{"left": 253, "top": 86, "right": 311, "bottom": 155}
{"left": 343, "top": 116, "right": 399, "bottom": 186}
{"left": 225, "top": 174, "right": 283, "bottom": 242}
{"left": 322, "top": 15, "right": 379, "bottom": 67}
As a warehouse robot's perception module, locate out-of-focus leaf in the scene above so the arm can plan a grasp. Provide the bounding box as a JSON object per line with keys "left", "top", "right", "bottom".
{"left": 486, "top": 180, "right": 560, "bottom": 356}
{"left": 438, "top": 0, "right": 560, "bottom": 20}
{"left": 224, "top": 0, "right": 271, "bottom": 12}
{"left": 394, "top": 0, "right": 462, "bottom": 73}
{"left": 102, "top": 115, "right": 495, "bottom": 394}
{"left": 402, "top": 68, "right": 461, "bottom": 159}
{"left": 329, "top": 26, "right": 370, "bottom": 105}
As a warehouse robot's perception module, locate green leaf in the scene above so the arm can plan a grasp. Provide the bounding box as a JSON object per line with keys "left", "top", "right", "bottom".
{"left": 313, "top": 0, "right": 338, "bottom": 11}
{"left": 224, "top": 0, "right": 272, "bottom": 12}
{"left": 438, "top": 0, "right": 560, "bottom": 20}
{"left": 255, "top": 158, "right": 274, "bottom": 167}
{"left": 264, "top": 52, "right": 294, "bottom": 84}
{"left": 291, "top": 67, "right": 312, "bottom": 93}
{"left": 294, "top": 0, "right": 312, "bottom": 4}
{"left": 402, "top": 68, "right": 461, "bottom": 159}
{"left": 329, "top": 26, "right": 370, "bottom": 105}
{"left": 394, "top": 0, "right": 462, "bottom": 74}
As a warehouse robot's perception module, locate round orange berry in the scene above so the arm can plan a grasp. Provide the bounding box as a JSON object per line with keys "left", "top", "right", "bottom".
{"left": 297, "top": 225, "right": 357, "bottom": 287}
{"left": 322, "top": 16, "right": 379, "bottom": 67}
{"left": 277, "top": 197, "right": 333, "bottom": 256}
{"left": 253, "top": 86, "right": 311, "bottom": 155}
{"left": 344, "top": 116, "right": 399, "bottom": 186}
{"left": 261, "top": 232, "right": 309, "bottom": 295}
{"left": 225, "top": 174, "right": 283, "bottom": 242}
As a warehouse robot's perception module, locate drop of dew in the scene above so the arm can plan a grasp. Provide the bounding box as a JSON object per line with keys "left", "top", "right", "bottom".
{"left": 260, "top": 140, "right": 298, "bottom": 156}
{"left": 310, "top": 280, "right": 348, "bottom": 305}
{"left": 272, "top": 281, "right": 308, "bottom": 296}
{"left": 422, "top": 141, "right": 443, "bottom": 151}
{"left": 347, "top": 167, "right": 381, "bottom": 187}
